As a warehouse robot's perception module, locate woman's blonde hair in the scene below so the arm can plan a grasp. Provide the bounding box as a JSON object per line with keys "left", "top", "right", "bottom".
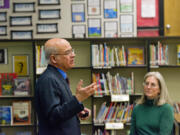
{"left": 137, "top": 72, "right": 172, "bottom": 106}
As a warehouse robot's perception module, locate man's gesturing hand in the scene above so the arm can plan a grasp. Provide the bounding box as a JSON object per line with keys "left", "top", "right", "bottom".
{"left": 75, "top": 80, "right": 97, "bottom": 102}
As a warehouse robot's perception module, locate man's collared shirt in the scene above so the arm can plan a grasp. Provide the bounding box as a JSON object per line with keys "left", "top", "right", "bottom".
{"left": 57, "top": 68, "right": 67, "bottom": 79}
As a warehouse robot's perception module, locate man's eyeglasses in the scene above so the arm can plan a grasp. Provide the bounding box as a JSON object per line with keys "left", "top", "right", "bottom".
{"left": 143, "top": 82, "right": 159, "bottom": 88}
{"left": 54, "top": 49, "right": 75, "bottom": 56}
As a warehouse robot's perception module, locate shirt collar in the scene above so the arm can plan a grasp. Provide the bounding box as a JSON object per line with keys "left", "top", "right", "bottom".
{"left": 57, "top": 68, "right": 67, "bottom": 79}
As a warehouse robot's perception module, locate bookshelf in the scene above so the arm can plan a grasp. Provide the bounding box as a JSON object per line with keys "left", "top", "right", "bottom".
{"left": 89, "top": 38, "right": 146, "bottom": 134}
{"left": 0, "top": 37, "right": 180, "bottom": 135}
{"left": 0, "top": 41, "right": 36, "bottom": 135}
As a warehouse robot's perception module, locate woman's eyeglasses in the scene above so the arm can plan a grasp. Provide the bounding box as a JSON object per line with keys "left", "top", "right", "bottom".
{"left": 143, "top": 82, "right": 158, "bottom": 88}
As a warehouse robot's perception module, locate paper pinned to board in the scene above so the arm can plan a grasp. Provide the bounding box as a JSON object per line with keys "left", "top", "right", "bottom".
{"left": 141, "top": 0, "right": 155, "bottom": 18}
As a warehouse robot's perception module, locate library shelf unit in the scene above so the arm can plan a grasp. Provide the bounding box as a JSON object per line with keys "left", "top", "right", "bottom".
{"left": 0, "top": 36, "right": 180, "bottom": 135}
{"left": 0, "top": 40, "right": 36, "bottom": 135}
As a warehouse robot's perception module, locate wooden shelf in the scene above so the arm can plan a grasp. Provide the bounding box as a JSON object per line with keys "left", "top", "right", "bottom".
{"left": 0, "top": 124, "right": 35, "bottom": 127}
{"left": 0, "top": 95, "right": 33, "bottom": 99}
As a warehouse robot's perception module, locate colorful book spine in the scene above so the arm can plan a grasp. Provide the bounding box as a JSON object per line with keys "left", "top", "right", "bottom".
{"left": 177, "top": 45, "right": 180, "bottom": 65}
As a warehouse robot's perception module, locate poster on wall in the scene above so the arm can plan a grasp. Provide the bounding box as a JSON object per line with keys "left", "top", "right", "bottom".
{"left": 12, "top": 55, "right": 29, "bottom": 76}
{"left": 104, "top": 0, "right": 117, "bottom": 18}
{"left": 0, "top": 0, "right": 9, "bottom": 9}
{"left": 71, "top": 4, "right": 85, "bottom": 22}
{"left": 87, "top": 0, "right": 100, "bottom": 15}
{"left": 141, "top": 0, "right": 155, "bottom": 18}
{"left": 88, "top": 18, "right": 101, "bottom": 37}
{"left": 137, "top": 0, "right": 159, "bottom": 27}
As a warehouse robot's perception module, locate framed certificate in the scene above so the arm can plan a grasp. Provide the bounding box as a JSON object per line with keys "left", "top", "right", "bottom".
{"left": 0, "top": 12, "right": 7, "bottom": 22}
{"left": 104, "top": 0, "right": 117, "bottom": 18}
{"left": 71, "top": 4, "right": 85, "bottom": 22}
{"left": 120, "top": 15, "right": 133, "bottom": 33}
{"left": 38, "top": 0, "right": 60, "bottom": 5}
{"left": 10, "top": 16, "right": 32, "bottom": 26}
{"left": 72, "top": 25, "right": 86, "bottom": 38}
{"left": 87, "top": 0, "right": 101, "bottom": 16}
{"left": 0, "top": 26, "right": 7, "bottom": 36}
{"left": 12, "top": 55, "right": 29, "bottom": 76}
{"left": 37, "top": 23, "right": 58, "bottom": 33}
{"left": 120, "top": 0, "right": 133, "bottom": 13}
{"left": 0, "top": 48, "right": 7, "bottom": 64}
{"left": 104, "top": 21, "right": 118, "bottom": 37}
{"left": 88, "top": 18, "right": 101, "bottom": 37}
{"left": 11, "top": 30, "right": 33, "bottom": 40}
{"left": 13, "top": 3, "right": 35, "bottom": 13}
{"left": 39, "top": 9, "right": 61, "bottom": 19}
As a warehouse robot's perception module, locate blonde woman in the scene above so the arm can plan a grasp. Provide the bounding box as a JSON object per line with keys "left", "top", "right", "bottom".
{"left": 130, "top": 72, "right": 174, "bottom": 135}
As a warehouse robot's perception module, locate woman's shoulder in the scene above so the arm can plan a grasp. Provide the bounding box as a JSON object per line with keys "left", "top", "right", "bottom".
{"left": 160, "top": 103, "right": 173, "bottom": 108}
{"left": 160, "top": 103, "right": 174, "bottom": 112}
{"left": 133, "top": 104, "right": 143, "bottom": 111}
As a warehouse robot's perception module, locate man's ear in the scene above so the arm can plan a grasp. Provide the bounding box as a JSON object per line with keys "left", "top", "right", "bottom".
{"left": 50, "top": 55, "right": 57, "bottom": 64}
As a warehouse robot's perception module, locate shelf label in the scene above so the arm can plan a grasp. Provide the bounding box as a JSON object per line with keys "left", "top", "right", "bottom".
{"left": 111, "top": 94, "right": 129, "bottom": 102}
{"left": 105, "top": 122, "right": 124, "bottom": 130}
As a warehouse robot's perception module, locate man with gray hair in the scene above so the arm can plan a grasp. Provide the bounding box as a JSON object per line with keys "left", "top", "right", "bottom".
{"left": 35, "top": 38, "right": 97, "bottom": 135}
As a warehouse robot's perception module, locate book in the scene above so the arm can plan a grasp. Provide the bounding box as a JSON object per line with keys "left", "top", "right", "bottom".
{"left": 0, "top": 73, "right": 17, "bottom": 96}
{"left": 93, "top": 105, "right": 96, "bottom": 122}
{"left": 177, "top": 45, "right": 180, "bottom": 65}
{"left": 92, "top": 44, "right": 100, "bottom": 67}
{"left": 14, "top": 78, "right": 30, "bottom": 96}
{"left": 0, "top": 106, "right": 12, "bottom": 125}
{"left": 174, "top": 102, "right": 180, "bottom": 113}
{"left": 92, "top": 73, "right": 98, "bottom": 96}
{"left": 96, "top": 102, "right": 106, "bottom": 123}
{"left": 127, "top": 47, "right": 144, "bottom": 66}
{"left": 104, "top": 102, "right": 113, "bottom": 121}
{"left": 111, "top": 104, "right": 120, "bottom": 122}
{"left": 12, "top": 55, "right": 29, "bottom": 76}
{"left": 12, "top": 101, "right": 31, "bottom": 125}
